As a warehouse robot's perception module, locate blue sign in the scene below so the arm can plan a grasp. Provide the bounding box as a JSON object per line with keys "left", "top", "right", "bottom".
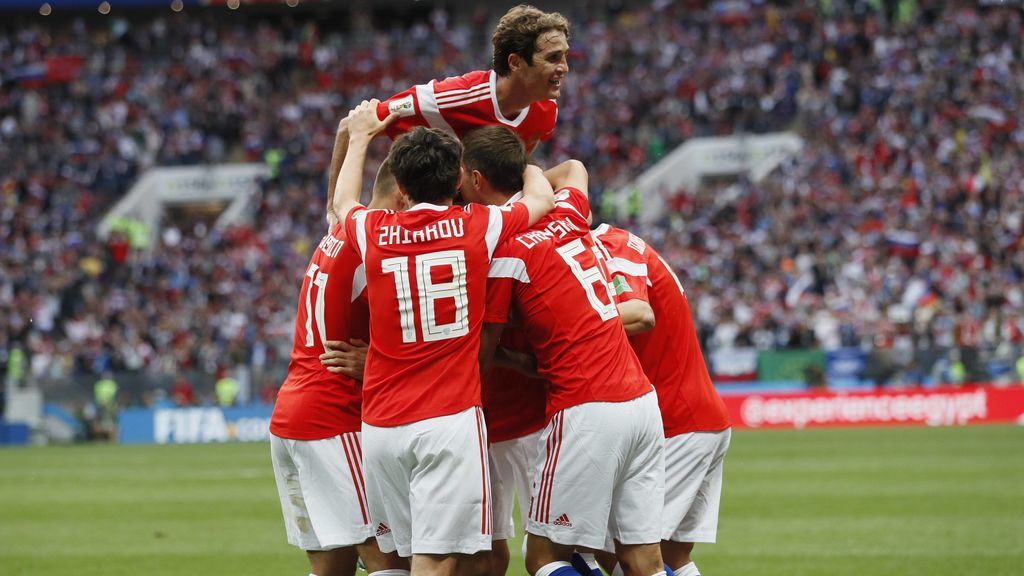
{"left": 826, "top": 347, "right": 868, "bottom": 386}
{"left": 119, "top": 405, "right": 273, "bottom": 445}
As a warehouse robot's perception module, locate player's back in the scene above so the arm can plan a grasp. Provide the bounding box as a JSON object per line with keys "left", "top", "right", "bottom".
{"left": 593, "top": 224, "right": 730, "bottom": 435}
{"left": 271, "top": 223, "right": 367, "bottom": 440}
{"left": 349, "top": 201, "right": 527, "bottom": 427}
{"left": 487, "top": 189, "right": 651, "bottom": 419}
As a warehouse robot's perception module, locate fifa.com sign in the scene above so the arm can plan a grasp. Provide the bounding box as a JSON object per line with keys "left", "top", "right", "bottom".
{"left": 119, "top": 406, "right": 273, "bottom": 444}
{"left": 723, "top": 386, "right": 1024, "bottom": 429}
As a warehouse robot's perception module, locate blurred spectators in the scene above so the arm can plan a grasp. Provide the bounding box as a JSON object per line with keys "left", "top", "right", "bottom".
{"left": 1, "top": 0, "right": 1021, "bottom": 399}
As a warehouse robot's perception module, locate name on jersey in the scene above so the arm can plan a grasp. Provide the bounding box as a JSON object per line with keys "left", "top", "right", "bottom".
{"left": 318, "top": 234, "right": 345, "bottom": 258}
{"left": 516, "top": 216, "right": 582, "bottom": 249}
{"left": 378, "top": 220, "right": 465, "bottom": 246}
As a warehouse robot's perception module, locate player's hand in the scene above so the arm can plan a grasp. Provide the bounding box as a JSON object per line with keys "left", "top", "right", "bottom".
{"left": 347, "top": 99, "right": 399, "bottom": 141}
{"left": 320, "top": 339, "right": 369, "bottom": 381}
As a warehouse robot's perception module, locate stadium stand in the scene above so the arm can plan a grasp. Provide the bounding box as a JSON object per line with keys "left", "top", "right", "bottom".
{"left": 1, "top": 1, "right": 1023, "bottom": 413}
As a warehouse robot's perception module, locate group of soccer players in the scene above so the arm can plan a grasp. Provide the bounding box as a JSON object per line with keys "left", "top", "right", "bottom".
{"left": 268, "top": 6, "right": 732, "bottom": 576}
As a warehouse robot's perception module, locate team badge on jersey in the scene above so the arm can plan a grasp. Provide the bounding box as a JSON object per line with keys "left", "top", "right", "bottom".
{"left": 388, "top": 95, "right": 416, "bottom": 117}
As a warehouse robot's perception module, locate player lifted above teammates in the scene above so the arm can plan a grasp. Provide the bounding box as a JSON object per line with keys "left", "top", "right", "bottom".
{"left": 326, "top": 4, "right": 570, "bottom": 226}
{"left": 477, "top": 137, "right": 667, "bottom": 576}
{"left": 269, "top": 155, "right": 408, "bottom": 576}
{"left": 592, "top": 225, "right": 732, "bottom": 576}
{"left": 333, "top": 101, "right": 555, "bottom": 576}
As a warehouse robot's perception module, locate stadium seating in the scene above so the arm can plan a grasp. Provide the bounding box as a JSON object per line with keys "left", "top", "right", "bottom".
{"left": 1, "top": 2, "right": 1022, "bottom": 407}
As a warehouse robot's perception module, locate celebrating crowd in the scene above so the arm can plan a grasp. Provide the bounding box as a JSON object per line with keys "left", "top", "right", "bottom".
{"left": 1, "top": 0, "right": 1022, "bottom": 399}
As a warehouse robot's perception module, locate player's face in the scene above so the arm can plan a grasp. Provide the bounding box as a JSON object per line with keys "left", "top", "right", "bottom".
{"left": 526, "top": 30, "right": 569, "bottom": 101}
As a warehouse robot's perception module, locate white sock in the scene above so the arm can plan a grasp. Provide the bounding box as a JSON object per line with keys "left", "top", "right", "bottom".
{"left": 675, "top": 562, "right": 700, "bottom": 576}
{"left": 368, "top": 570, "right": 410, "bottom": 576}
{"left": 577, "top": 553, "right": 601, "bottom": 571}
{"left": 611, "top": 563, "right": 624, "bottom": 576}
{"left": 650, "top": 571, "right": 667, "bottom": 576}
{"left": 536, "top": 561, "right": 574, "bottom": 576}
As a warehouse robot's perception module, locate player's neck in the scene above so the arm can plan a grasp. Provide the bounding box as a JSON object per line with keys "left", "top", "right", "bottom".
{"left": 494, "top": 74, "right": 531, "bottom": 119}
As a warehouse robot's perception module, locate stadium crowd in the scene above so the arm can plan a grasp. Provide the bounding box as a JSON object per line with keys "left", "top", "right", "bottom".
{"left": 1, "top": 1, "right": 1023, "bottom": 403}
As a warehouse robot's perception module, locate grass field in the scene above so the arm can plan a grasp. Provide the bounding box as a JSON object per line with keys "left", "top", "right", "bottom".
{"left": 1, "top": 426, "right": 1022, "bottom": 576}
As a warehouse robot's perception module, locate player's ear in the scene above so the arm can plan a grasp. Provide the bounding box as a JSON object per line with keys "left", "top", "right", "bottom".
{"left": 472, "top": 169, "right": 485, "bottom": 193}
{"left": 508, "top": 52, "right": 525, "bottom": 74}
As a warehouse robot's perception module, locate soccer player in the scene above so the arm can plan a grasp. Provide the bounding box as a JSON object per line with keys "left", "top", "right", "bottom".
{"left": 326, "top": 4, "right": 570, "bottom": 227}
{"left": 268, "top": 136, "right": 409, "bottom": 576}
{"left": 591, "top": 225, "right": 732, "bottom": 576}
{"left": 334, "top": 101, "right": 555, "bottom": 576}
{"left": 479, "top": 152, "right": 667, "bottom": 576}
{"left": 459, "top": 126, "right": 550, "bottom": 576}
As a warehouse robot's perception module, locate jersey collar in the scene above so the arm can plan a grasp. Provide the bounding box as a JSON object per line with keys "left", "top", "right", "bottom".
{"left": 408, "top": 202, "right": 450, "bottom": 212}
{"left": 502, "top": 191, "right": 524, "bottom": 207}
{"left": 490, "top": 70, "right": 530, "bottom": 128}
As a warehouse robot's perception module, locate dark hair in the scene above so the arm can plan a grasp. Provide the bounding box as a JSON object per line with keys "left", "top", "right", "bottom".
{"left": 461, "top": 126, "right": 526, "bottom": 194}
{"left": 492, "top": 4, "right": 570, "bottom": 77}
{"left": 388, "top": 128, "right": 463, "bottom": 204}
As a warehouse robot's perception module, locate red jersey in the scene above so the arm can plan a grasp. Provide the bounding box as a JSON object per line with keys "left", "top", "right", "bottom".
{"left": 377, "top": 70, "right": 557, "bottom": 150}
{"left": 481, "top": 326, "right": 547, "bottom": 443}
{"left": 485, "top": 189, "right": 652, "bottom": 420}
{"left": 591, "top": 224, "right": 731, "bottom": 436}
{"left": 346, "top": 201, "right": 530, "bottom": 427}
{"left": 270, "top": 223, "right": 369, "bottom": 440}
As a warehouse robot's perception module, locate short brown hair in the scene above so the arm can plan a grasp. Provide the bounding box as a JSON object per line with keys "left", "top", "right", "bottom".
{"left": 389, "top": 128, "right": 463, "bottom": 205}
{"left": 462, "top": 126, "right": 526, "bottom": 194}
{"left": 371, "top": 155, "right": 397, "bottom": 200}
{"left": 492, "top": 4, "right": 570, "bottom": 77}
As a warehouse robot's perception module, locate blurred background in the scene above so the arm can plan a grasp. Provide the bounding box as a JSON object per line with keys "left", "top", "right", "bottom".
{"left": 1, "top": 0, "right": 1023, "bottom": 445}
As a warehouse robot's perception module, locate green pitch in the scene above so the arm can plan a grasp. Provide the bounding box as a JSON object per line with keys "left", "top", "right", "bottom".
{"left": 1, "top": 426, "right": 1022, "bottom": 576}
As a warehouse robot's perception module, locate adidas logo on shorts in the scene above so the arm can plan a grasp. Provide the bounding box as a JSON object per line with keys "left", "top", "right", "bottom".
{"left": 553, "top": 513, "right": 573, "bottom": 527}
{"left": 376, "top": 523, "right": 392, "bottom": 536}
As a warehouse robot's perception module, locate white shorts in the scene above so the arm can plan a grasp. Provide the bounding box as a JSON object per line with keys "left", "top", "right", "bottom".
{"left": 270, "top": 432, "right": 373, "bottom": 551}
{"left": 662, "top": 428, "right": 731, "bottom": 543}
{"left": 527, "top": 391, "right": 665, "bottom": 551}
{"left": 362, "top": 407, "right": 492, "bottom": 557}
{"left": 489, "top": 430, "right": 543, "bottom": 541}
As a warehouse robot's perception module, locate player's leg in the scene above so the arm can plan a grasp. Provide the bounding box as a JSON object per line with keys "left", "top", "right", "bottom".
{"left": 407, "top": 408, "right": 493, "bottom": 576}
{"left": 362, "top": 422, "right": 416, "bottom": 559}
{"left": 661, "top": 429, "right": 731, "bottom": 576}
{"left": 357, "top": 537, "right": 410, "bottom": 573}
{"left": 308, "top": 546, "right": 360, "bottom": 576}
{"left": 490, "top": 430, "right": 542, "bottom": 576}
{"left": 525, "top": 407, "right": 620, "bottom": 576}
{"left": 272, "top": 433, "right": 375, "bottom": 576}
{"left": 489, "top": 540, "right": 510, "bottom": 576}
{"left": 608, "top": 392, "right": 667, "bottom": 576}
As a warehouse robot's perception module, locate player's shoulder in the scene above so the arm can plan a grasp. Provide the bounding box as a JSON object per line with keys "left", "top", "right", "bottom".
{"left": 432, "top": 69, "right": 491, "bottom": 93}
{"left": 593, "top": 223, "right": 647, "bottom": 257}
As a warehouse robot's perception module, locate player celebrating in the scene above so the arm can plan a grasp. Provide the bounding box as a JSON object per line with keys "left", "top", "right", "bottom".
{"left": 268, "top": 138, "right": 409, "bottom": 576}
{"left": 334, "top": 101, "right": 555, "bottom": 576}
{"left": 479, "top": 149, "right": 667, "bottom": 576}
{"left": 591, "top": 225, "right": 732, "bottom": 576}
{"left": 326, "top": 4, "right": 570, "bottom": 226}
{"left": 458, "top": 126, "right": 550, "bottom": 576}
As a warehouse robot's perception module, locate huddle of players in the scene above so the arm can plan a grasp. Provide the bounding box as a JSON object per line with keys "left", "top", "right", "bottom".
{"left": 268, "top": 6, "right": 731, "bottom": 576}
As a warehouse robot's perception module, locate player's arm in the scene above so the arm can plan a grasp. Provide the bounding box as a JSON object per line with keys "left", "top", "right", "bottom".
{"left": 493, "top": 346, "right": 541, "bottom": 378}
{"left": 618, "top": 299, "right": 656, "bottom": 335}
{"left": 325, "top": 116, "right": 351, "bottom": 227}
{"left": 479, "top": 323, "right": 506, "bottom": 373}
{"left": 543, "top": 159, "right": 588, "bottom": 198}
{"left": 320, "top": 339, "right": 368, "bottom": 380}
{"left": 518, "top": 164, "right": 557, "bottom": 227}
{"left": 332, "top": 100, "right": 399, "bottom": 221}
